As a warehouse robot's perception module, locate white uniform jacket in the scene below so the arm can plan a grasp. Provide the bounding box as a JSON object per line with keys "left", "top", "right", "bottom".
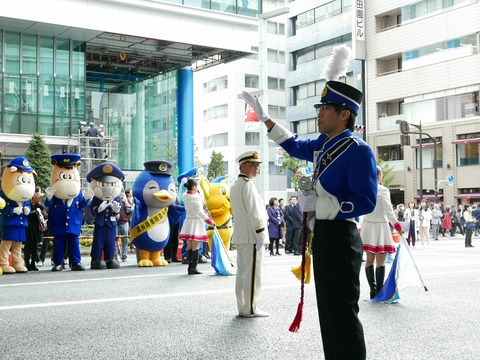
{"left": 230, "top": 174, "right": 268, "bottom": 245}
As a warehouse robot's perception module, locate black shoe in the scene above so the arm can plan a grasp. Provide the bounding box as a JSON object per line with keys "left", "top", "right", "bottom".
{"left": 276, "top": 252, "right": 282, "bottom": 256}
{"left": 71, "top": 263, "right": 85, "bottom": 271}
{"left": 106, "top": 259, "right": 120, "bottom": 269}
{"left": 293, "top": 252, "right": 301, "bottom": 256}
{"left": 270, "top": 251, "right": 274, "bottom": 256}
{"left": 52, "top": 265, "right": 63, "bottom": 272}
{"left": 91, "top": 258, "right": 106, "bottom": 270}
{"left": 198, "top": 255, "right": 207, "bottom": 264}
{"left": 172, "top": 259, "right": 181, "bottom": 263}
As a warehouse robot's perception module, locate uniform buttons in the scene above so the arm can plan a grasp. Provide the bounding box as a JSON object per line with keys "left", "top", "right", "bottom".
{"left": 66, "top": 216, "right": 70, "bottom": 219}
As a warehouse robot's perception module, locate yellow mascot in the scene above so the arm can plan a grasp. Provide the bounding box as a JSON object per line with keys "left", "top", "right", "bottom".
{"left": 199, "top": 177, "right": 233, "bottom": 253}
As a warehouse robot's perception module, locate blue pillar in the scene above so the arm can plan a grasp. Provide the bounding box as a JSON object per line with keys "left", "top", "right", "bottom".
{"left": 177, "top": 68, "right": 194, "bottom": 175}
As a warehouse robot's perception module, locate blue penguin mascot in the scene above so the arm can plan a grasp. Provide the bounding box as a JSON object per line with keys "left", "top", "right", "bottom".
{"left": 131, "top": 160, "right": 184, "bottom": 267}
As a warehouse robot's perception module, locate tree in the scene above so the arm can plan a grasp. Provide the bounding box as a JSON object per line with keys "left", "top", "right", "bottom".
{"left": 207, "top": 151, "right": 225, "bottom": 181}
{"left": 24, "top": 133, "right": 53, "bottom": 191}
{"left": 377, "top": 158, "right": 394, "bottom": 188}
{"left": 280, "top": 151, "right": 308, "bottom": 190}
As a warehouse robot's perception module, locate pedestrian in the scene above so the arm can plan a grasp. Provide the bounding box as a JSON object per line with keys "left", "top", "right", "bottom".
{"left": 278, "top": 198, "right": 286, "bottom": 248}
{"left": 431, "top": 203, "right": 443, "bottom": 241}
{"left": 418, "top": 200, "right": 432, "bottom": 247}
{"left": 230, "top": 150, "right": 269, "bottom": 318}
{"left": 441, "top": 206, "right": 453, "bottom": 236}
{"left": 472, "top": 204, "right": 480, "bottom": 236}
{"left": 85, "top": 122, "right": 103, "bottom": 158}
{"left": 361, "top": 166, "right": 403, "bottom": 299}
{"left": 454, "top": 205, "right": 465, "bottom": 235}
{"left": 241, "top": 75, "right": 376, "bottom": 357}
{"left": 24, "top": 187, "right": 46, "bottom": 271}
{"left": 179, "top": 178, "right": 213, "bottom": 275}
{"left": 284, "top": 195, "right": 302, "bottom": 255}
{"left": 395, "top": 203, "right": 405, "bottom": 222}
{"left": 267, "top": 197, "right": 284, "bottom": 256}
{"left": 116, "top": 189, "right": 130, "bottom": 262}
{"left": 404, "top": 201, "right": 419, "bottom": 248}
{"left": 463, "top": 204, "right": 477, "bottom": 248}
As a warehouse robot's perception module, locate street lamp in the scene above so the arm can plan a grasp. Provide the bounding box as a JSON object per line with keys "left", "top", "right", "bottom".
{"left": 397, "top": 120, "right": 438, "bottom": 204}
{"left": 258, "top": 7, "right": 290, "bottom": 200}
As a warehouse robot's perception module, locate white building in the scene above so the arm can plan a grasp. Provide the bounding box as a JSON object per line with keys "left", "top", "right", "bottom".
{"left": 194, "top": 0, "right": 289, "bottom": 201}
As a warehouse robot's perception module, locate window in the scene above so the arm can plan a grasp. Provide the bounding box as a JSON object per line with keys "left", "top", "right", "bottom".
{"left": 245, "top": 132, "right": 259, "bottom": 145}
{"left": 203, "top": 75, "right": 228, "bottom": 94}
{"left": 415, "top": 138, "right": 443, "bottom": 169}
{"left": 203, "top": 104, "right": 228, "bottom": 121}
{"left": 378, "top": 145, "right": 404, "bottom": 161}
{"left": 245, "top": 74, "right": 259, "bottom": 88}
{"left": 456, "top": 133, "right": 480, "bottom": 166}
{"left": 203, "top": 133, "right": 228, "bottom": 148}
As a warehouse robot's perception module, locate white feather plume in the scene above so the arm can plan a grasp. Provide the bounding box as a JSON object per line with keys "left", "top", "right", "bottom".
{"left": 321, "top": 44, "right": 353, "bottom": 81}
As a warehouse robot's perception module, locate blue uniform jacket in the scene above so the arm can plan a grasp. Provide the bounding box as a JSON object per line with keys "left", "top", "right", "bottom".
{"left": 269, "top": 127, "right": 377, "bottom": 221}
{"left": 91, "top": 196, "right": 120, "bottom": 228}
{"left": 45, "top": 193, "right": 90, "bottom": 236}
{"left": 0, "top": 190, "right": 30, "bottom": 228}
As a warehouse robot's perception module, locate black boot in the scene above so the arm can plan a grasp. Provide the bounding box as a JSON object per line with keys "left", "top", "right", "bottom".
{"left": 269, "top": 240, "right": 274, "bottom": 256}
{"left": 189, "top": 250, "right": 202, "bottom": 275}
{"left": 186, "top": 249, "right": 192, "bottom": 274}
{"left": 275, "top": 239, "right": 281, "bottom": 256}
{"left": 365, "top": 266, "right": 376, "bottom": 299}
{"left": 375, "top": 266, "right": 386, "bottom": 295}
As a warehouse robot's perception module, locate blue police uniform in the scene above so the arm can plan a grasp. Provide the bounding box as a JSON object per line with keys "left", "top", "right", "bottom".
{"left": 0, "top": 191, "right": 30, "bottom": 242}
{"left": 90, "top": 196, "right": 120, "bottom": 260}
{"left": 0, "top": 157, "right": 35, "bottom": 242}
{"left": 266, "top": 81, "right": 377, "bottom": 360}
{"left": 45, "top": 192, "right": 89, "bottom": 267}
{"left": 87, "top": 162, "right": 125, "bottom": 268}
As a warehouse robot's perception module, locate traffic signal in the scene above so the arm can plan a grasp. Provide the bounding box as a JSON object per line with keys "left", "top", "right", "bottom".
{"left": 400, "top": 134, "right": 411, "bottom": 146}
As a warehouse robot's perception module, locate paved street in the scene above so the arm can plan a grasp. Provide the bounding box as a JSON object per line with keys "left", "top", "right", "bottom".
{"left": 0, "top": 235, "right": 479, "bottom": 360}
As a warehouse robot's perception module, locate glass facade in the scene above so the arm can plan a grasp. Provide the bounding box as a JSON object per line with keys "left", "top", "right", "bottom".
{"left": 0, "top": 31, "right": 180, "bottom": 172}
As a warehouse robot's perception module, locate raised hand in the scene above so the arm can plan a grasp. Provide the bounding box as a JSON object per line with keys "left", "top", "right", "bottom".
{"left": 240, "top": 91, "right": 270, "bottom": 122}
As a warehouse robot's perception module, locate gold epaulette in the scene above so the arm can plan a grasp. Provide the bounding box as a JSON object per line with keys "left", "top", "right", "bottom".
{"left": 238, "top": 174, "right": 250, "bottom": 181}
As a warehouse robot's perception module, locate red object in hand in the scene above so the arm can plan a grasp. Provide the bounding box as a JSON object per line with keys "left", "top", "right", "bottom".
{"left": 393, "top": 222, "right": 403, "bottom": 232}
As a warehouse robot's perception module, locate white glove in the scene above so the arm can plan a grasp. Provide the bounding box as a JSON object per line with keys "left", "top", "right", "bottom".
{"left": 23, "top": 207, "right": 31, "bottom": 215}
{"left": 83, "top": 189, "right": 95, "bottom": 201}
{"left": 45, "top": 187, "right": 55, "bottom": 200}
{"left": 111, "top": 201, "right": 121, "bottom": 213}
{"left": 98, "top": 200, "right": 109, "bottom": 212}
{"left": 256, "top": 238, "right": 266, "bottom": 251}
{"left": 240, "top": 91, "right": 270, "bottom": 122}
{"left": 13, "top": 206, "right": 23, "bottom": 215}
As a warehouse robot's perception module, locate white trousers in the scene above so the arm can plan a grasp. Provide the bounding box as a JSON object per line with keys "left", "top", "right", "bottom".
{"left": 235, "top": 243, "right": 264, "bottom": 315}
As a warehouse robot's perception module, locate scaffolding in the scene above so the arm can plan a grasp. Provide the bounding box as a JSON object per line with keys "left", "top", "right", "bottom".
{"left": 69, "top": 131, "right": 119, "bottom": 187}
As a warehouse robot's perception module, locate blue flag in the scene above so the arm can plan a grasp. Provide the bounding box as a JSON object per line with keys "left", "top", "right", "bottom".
{"left": 371, "top": 235, "right": 428, "bottom": 304}
{"left": 211, "top": 226, "right": 235, "bottom": 276}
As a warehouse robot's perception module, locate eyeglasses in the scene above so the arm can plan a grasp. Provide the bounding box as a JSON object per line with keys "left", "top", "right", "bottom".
{"left": 315, "top": 105, "right": 335, "bottom": 114}
{"left": 247, "top": 162, "right": 260, "bottom": 167}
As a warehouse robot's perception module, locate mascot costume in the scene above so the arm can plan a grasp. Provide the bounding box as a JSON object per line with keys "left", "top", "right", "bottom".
{"left": 130, "top": 160, "right": 184, "bottom": 267}
{"left": 87, "top": 162, "right": 125, "bottom": 270}
{"left": 45, "top": 154, "right": 94, "bottom": 271}
{"left": 0, "top": 157, "right": 36, "bottom": 274}
{"left": 199, "top": 177, "right": 233, "bottom": 253}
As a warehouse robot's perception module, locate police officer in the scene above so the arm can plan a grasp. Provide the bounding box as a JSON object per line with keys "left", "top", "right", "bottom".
{"left": 230, "top": 151, "right": 269, "bottom": 318}
{"left": 241, "top": 80, "right": 377, "bottom": 359}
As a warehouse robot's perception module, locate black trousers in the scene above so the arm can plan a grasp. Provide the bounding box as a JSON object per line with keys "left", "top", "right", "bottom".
{"left": 313, "top": 220, "right": 366, "bottom": 360}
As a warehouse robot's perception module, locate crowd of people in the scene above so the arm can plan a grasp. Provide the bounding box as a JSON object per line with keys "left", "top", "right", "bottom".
{"left": 394, "top": 200, "right": 480, "bottom": 248}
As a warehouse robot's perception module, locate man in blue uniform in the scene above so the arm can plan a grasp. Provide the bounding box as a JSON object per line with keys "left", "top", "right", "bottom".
{"left": 241, "top": 80, "right": 377, "bottom": 359}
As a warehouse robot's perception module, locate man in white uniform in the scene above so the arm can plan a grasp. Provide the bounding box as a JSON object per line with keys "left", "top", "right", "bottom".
{"left": 230, "top": 151, "right": 269, "bottom": 318}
